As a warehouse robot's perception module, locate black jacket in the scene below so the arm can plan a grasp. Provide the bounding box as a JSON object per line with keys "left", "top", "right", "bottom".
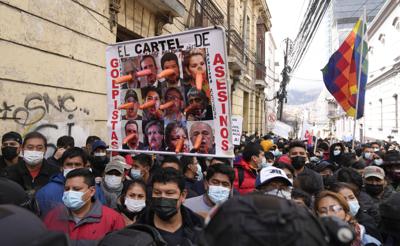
{"left": 356, "top": 209, "right": 382, "bottom": 242}
{"left": 4, "top": 159, "right": 60, "bottom": 195}
{"left": 0, "top": 156, "right": 23, "bottom": 176}
{"left": 138, "top": 205, "right": 204, "bottom": 245}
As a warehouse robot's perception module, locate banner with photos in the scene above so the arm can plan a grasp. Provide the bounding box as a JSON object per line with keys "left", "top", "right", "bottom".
{"left": 106, "top": 27, "right": 233, "bottom": 157}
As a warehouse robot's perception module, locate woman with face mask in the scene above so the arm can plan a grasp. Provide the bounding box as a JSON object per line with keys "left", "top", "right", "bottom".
{"left": 331, "top": 182, "right": 383, "bottom": 242}
{"left": 315, "top": 190, "right": 382, "bottom": 246}
{"left": 117, "top": 179, "right": 147, "bottom": 225}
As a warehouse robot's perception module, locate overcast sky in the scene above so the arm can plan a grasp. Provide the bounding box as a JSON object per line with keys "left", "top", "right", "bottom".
{"left": 268, "top": 0, "right": 328, "bottom": 92}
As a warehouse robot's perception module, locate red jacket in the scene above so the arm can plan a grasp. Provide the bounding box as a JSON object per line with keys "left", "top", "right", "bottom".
{"left": 233, "top": 157, "right": 258, "bottom": 195}
{"left": 44, "top": 200, "right": 125, "bottom": 245}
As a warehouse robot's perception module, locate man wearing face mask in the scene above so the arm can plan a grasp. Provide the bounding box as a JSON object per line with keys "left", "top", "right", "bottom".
{"left": 233, "top": 143, "right": 264, "bottom": 194}
{"left": 35, "top": 147, "right": 106, "bottom": 217}
{"left": 328, "top": 142, "right": 345, "bottom": 167}
{"left": 255, "top": 166, "right": 293, "bottom": 200}
{"left": 138, "top": 168, "right": 204, "bottom": 245}
{"left": 126, "top": 154, "right": 152, "bottom": 184}
{"left": 4, "top": 132, "right": 59, "bottom": 195}
{"left": 185, "top": 164, "right": 235, "bottom": 217}
{"left": 90, "top": 140, "right": 110, "bottom": 179}
{"left": 44, "top": 168, "right": 125, "bottom": 245}
{"left": 288, "top": 141, "right": 324, "bottom": 192}
{"left": 382, "top": 150, "right": 400, "bottom": 191}
{"left": 0, "top": 131, "right": 23, "bottom": 176}
{"left": 363, "top": 166, "right": 394, "bottom": 206}
{"left": 100, "top": 156, "right": 128, "bottom": 209}
{"left": 361, "top": 144, "right": 377, "bottom": 166}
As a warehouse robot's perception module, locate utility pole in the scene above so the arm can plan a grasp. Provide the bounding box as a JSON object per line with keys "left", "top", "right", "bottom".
{"left": 277, "top": 38, "right": 291, "bottom": 120}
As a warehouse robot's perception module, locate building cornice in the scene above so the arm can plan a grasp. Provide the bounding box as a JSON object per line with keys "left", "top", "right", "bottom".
{"left": 367, "top": 61, "right": 400, "bottom": 89}
{"left": 368, "top": 0, "right": 400, "bottom": 38}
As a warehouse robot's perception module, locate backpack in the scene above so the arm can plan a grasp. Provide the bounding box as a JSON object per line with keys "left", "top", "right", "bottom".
{"left": 235, "top": 166, "right": 245, "bottom": 188}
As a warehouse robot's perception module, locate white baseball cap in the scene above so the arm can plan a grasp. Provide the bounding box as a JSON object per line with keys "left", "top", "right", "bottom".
{"left": 255, "top": 166, "right": 293, "bottom": 188}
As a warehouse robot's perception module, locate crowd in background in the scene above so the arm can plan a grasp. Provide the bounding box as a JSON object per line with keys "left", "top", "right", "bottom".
{"left": 0, "top": 130, "right": 399, "bottom": 246}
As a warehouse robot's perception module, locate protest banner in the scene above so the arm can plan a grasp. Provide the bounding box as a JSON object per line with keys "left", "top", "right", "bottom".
{"left": 106, "top": 27, "right": 234, "bottom": 157}
{"left": 231, "top": 116, "right": 243, "bottom": 145}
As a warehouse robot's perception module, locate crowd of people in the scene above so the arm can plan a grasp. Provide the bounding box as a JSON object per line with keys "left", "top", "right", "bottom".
{"left": 0, "top": 130, "right": 399, "bottom": 245}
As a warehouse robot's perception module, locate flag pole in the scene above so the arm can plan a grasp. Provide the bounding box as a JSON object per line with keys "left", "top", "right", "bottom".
{"left": 352, "top": 8, "right": 367, "bottom": 150}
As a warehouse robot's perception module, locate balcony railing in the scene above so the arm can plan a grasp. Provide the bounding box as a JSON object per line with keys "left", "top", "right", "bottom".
{"left": 203, "top": 0, "right": 224, "bottom": 25}
{"left": 227, "top": 29, "right": 244, "bottom": 62}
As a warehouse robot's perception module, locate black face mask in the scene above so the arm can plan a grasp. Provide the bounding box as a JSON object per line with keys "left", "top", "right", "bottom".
{"left": 151, "top": 197, "right": 178, "bottom": 221}
{"left": 1, "top": 146, "right": 19, "bottom": 160}
{"left": 322, "top": 175, "right": 335, "bottom": 189}
{"left": 365, "top": 183, "right": 384, "bottom": 196}
{"left": 90, "top": 156, "right": 109, "bottom": 171}
{"left": 291, "top": 156, "right": 306, "bottom": 170}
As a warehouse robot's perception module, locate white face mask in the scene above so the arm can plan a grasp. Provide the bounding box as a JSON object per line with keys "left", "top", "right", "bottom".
{"left": 63, "top": 168, "right": 75, "bottom": 177}
{"left": 207, "top": 185, "right": 230, "bottom": 204}
{"left": 196, "top": 163, "right": 203, "bottom": 181}
{"left": 373, "top": 148, "right": 379, "bottom": 152}
{"left": 94, "top": 152, "right": 106, "bottom": 157}
{"left": 373, "top": 159, "right": 383, "bottom": 166}
{"left": 104, "top": 175, "right": 122, "bottom": 188}
{"left": 348, "top": 199, "right": 360, "bottom": 217}
{"left": 364, "top": 152, "right": 372, "bottom": 160}
{"left": 130, "top": 169, "right": 142, "bottom": 179}
{"left": 23, "top": 150, "right": 44, "bottom": 166}
{"left": 124, "top": 197, "right": 146, "bottom": 212}
{"left": 259, "top": 157, "right": 268, "bottom": 169}
{"left": 264, "top": 189, "right": 292, "bottom": 200}
{"left": 333, "top": 150, "right": 341, "bottom": 156}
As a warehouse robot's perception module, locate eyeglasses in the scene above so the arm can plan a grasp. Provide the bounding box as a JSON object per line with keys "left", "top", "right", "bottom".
{"left": 318, "top": 204, "right": 344, "bottom": 215}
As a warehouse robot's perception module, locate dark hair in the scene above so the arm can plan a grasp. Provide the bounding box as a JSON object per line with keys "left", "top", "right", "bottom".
{"left": 351, "top": 159, "right": 366, "bottom": 170}
{"left": 119, "top": 179, "right": 147, "bottom": 205}
{"left": 125, "top": 89, "right": 139, "bottom": 102}
{"left": 336, "top": 167, "right": 363, "bottom": 189}
{"left": 295, "top": 173, "right": 322, "bottom": 196}
{"left": 180, "top": 155, "right": 195, "bottom": 174}
{"left": 142, "top": 86, "right": 161, "bottom": 100}
{"left": 210, "top": 157, "right": 231, "bottom": 166}
{"left": 273, "top": 162, "right": 295, "bottom": 177}
{"left": 86, "top": 136, "right": 100, "bottom": 146}
{"left": 160, "top": 52, "right": 179, "bottom": 69}
{"left": 288, "top": 141, "right": 306, "bottom": 152}
{"left": 132, "top": 154, "right": 152, "bottom": 168}
{"left": 242, "top": 143, "right": 263, "bottom": 162}
{"left": 65, "top": 168, "right": 95, "bottom": 187}
{"left": 60, "top": 147, "right": 88, "bottom": 165}
{"left": 206, "top": 164, "right": 235, "bottom": 184}
{"left": 144, "top": 120, "right": 163, "bottom": 136}
{"left": 140, "top": 55, "right": 157, "bottom": 69}
{"left": 125, "top": 120, "right": 139, "bottom": 132}
{"left": 23, "top": 132, "right": 47, "bottom": 148}
{"left": 330, "top": 182, "right": 360, "bottom": 197}
{"left": 264, "top": 151, "right": 274, "bottom": 160}
{"left": 56, "top": 135, "right": 75, "bottom": 149}
{"left": 164, "top": 87, "right": 183, "bottom": 101}
{"left": 164, "top": 122, "right": 186, "bottom": 147}
{"left": 291, "top": 188, "right": 312, "bottom": 208}
{"left": 160, "top": 156, "right": 182, "bottom": 171}
{"left": 317, "top": 141, "right": 329, "bottom": 151}
{"left": 187, "top": 87, "right": 208, "bottom": 109}
{"left": 151, "top": 167, "right": 185, "bottom": 192}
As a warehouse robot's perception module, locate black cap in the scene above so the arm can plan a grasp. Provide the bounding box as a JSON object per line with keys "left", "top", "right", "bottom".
{"left": 313, "top": 160, "right": 335, "bottom": 173}
{"left": 2, "top": 131, "right": 22, "bottom": 144}
{"left": 0, "top": 204, "right": 69, "bottom": 245}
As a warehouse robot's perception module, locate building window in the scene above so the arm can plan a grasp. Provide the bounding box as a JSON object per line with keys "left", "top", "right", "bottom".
{"left": 368, "top": 46, "right": 373, "bottom": 55}
{"left": 393, "top": 17, "right": 400, "bottom": 31}
{"left": 379, "top": 98, "right": 383, "bottom": 130}
{"left": 394, "top": 94, "right": 399, "bottom": 129}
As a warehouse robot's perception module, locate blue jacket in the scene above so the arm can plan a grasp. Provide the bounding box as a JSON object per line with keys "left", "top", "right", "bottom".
{"left": 35, "top": 173, "right": 106, "bottom": 217}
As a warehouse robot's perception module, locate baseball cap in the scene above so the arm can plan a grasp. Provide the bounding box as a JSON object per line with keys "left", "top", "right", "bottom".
{"left": 364, "top": 166, "right": 385, "bottom": 180}
{"left": 104, "top": 156, "right": 128, "bottom": 174}
{"left": 92, "top": 140, "right": 108, "bottom": 152}
{"left": 2, "top": 131, "right": 22, "bottom": 144}
{"left": 256, "top": 166, "right": 292, "bottom": 188}
{"left": 313, "top": 160, "right": 335, "bottom": 173}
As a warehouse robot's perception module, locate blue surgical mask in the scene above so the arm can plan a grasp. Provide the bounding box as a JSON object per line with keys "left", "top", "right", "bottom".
{"left": 348, "top": 199, "right": 360, "bottom": 217}
{"left": 208, "top": 185, "right": 230, "bottom": 204}
{"left": 273, "top": 150, "right": 282, "bottom": 157}
{"left": 62, "top": 190, "right": 89, "bottom": 210}
{"left": 364, "top": 152, "right": 372, "bottom": 160}
{"left": 374, "top": 159, "right": 383, "bottom": 166}
{"left": 130, "top": 169, "right": 142, "bottom": 179}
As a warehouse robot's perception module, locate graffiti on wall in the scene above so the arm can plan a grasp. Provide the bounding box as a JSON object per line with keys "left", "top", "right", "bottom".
{"left": 0, "top": 92, "right": 90, "bottom": 126}
{"left": 0, "top": 92, "right": 92, "bottom": 154}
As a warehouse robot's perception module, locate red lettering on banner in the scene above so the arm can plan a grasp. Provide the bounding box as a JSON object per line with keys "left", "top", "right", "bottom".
{"left": 111, "top": 58, "right": 119, "bottom": 67}
{"left": 215, "top": 66, "right": 225, "bottom": 77}
{"left": 213, "top": 52, "right": 229, "bottom": 153}
{"left": 111, "top": 141, "right": 118, "bottom": 148}
{"left": 112, "top": 80, "right": 118, "bottom": 89}
{"left": 111, "top": 131, "right": 118, "bottom": 140}
{"left": 112, "top": 90, "right": 119, "bottom": 99}
{"left": 111, "top": 120, "right": 118, "bottom": 130}
{"left": 113, "top": 100, "right": 118, "bottom": 109}
{"left": 216, "top": 79, "right": 226, "bottom": 90}
{"left": 112, "top": 111, "right": 119, "bottom": 120}
{"left": 218, "top": 91, "right": 227, "bottom": 102}
{"left": 213, "top": 53, "right": 224, "bottom": 65}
